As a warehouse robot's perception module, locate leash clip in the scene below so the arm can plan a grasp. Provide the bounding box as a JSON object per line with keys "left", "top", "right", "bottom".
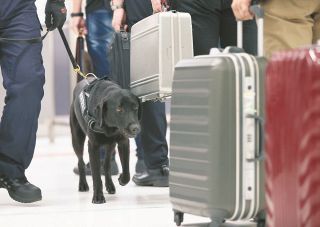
{"left": 74, "top": 65, "right": 87, "bottom": 79}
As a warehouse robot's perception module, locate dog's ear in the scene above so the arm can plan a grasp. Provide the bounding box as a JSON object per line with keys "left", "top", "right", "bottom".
{"left": 136, "top": 96, "right": 142, "bottom": 120}
{"left": 95, "top": 99, "right": 108, "bottom": 127}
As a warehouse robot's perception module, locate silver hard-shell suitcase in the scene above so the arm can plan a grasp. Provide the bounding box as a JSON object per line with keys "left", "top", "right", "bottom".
{"left": 130, "top": 11, "right": 193, "bottom": 102}
{"left": 169, "top": 6, "right": 266, "bottom": 227}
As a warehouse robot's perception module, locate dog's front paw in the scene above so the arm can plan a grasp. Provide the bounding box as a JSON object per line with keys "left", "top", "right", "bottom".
{"left": 79, "top": 181, "right": 89, "bottom": 192}
{"left": 92, "top": 193, "right": 106, "bottom": 204}
{"left": 105, "top": 182, "right": 116, "bottom": 194}
{"left": 118, "top": 173, "right": 130, "bottom": 186}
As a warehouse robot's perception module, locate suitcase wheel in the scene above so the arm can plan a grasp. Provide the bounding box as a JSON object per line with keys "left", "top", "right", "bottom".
{"left": 209, "top": 218, "right": 225, "bottom": 227}
{"left": 254, "top": 210, "right": 266, "bottom": 227}
{"left": 173, "top": 210, "right": 184, "bottom": 226}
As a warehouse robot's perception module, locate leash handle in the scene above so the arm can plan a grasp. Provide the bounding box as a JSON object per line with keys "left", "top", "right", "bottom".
{"left": 0, "top": 30, "right": 50, "bottom": 44}
{"left": 58, "top": 27, "right": 86, "bottom": 79}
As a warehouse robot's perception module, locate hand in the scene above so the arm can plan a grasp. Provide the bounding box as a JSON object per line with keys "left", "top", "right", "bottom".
{"left": 231, "top": 0, "right": 254, "bottom": 20}
{"left": 71, "top": 16, "right": 87, "bottom": 35}
{"left": 151, "top": 0, "right": 162, "bottom": 13}
{"left": 112, "top": 8, "right": 127, "bottom": 32}
{"left": 45, "top": 0, "right": 67, "bottom": 31}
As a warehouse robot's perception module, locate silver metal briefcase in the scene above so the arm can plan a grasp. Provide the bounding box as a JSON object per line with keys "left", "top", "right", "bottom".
{"left": 130, "top": 11, "right": 193, "bottom": 102}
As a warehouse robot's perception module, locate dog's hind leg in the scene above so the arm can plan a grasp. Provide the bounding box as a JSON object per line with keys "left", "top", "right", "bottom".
{"left": 117, "top": 138, "right": 130, "bottom": 186}
{"left": 88, "top": 141, "right": 106, "bottom": 204}
{"left": 104, "top": 143, "right": 116, "bottom": 194}
{"left": 70, "top": 105, "right": 89, "bottom": 192}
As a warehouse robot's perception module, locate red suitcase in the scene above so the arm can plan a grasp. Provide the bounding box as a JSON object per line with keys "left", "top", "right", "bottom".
{"left": 265, "top": 46, "right": 320, "bottom": 227}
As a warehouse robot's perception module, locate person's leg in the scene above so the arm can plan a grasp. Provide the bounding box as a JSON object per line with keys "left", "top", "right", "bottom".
{"left": 262, "top": 0, "right": 319, "bottom": 58}
{"left": 132, "top": 101, "right": 169, "bottom": 186}
{"left": 174, "top": 0, "right": 221, "bottom": 55}
{"left": 219, "top": 7, "right": 236, "bottom": 48}
{"left": 220, "top": 7, "right": 257, "bottom": 55}
{"left": 0, "top": 0, "right": 43, "bottom": 203}
{"left": 86, "top": 8, "right": 114, "bottom": 77}
{"left": 312, "top": 5, "right": 320, "bottom": 43}
{"left": 134, "top": 133, "right": 146, "bottom": 173}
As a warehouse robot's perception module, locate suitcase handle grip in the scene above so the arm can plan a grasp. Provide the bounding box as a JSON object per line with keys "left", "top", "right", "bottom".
{"left": 246, "top": 114, "right": 265, "bottom": 162}
{"left": 237, "top": 4, "right": 264, "bottom": 57}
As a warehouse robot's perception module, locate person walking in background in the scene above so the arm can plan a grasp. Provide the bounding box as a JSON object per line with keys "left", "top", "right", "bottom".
{"left": 231, "top": 0, "right": 320, "bottom": 58}
{"left": 0, "top": 0, "right": 66, "bottom": 203}
{"left": 167, "top": 0, "right": 257, "bottom": 56}
{"left": 112, "top": 0, "right": 169, "bottom": 187}
{"left": 71, "top": 0, "right": 146, "bottom": 176}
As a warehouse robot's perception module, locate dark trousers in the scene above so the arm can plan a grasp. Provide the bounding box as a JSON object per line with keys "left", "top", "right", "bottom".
{"left": 0, "top": 0, "right": 45, "bottom": 178}
{"left": 125, "top": 0, "right": 169, "bottom": 169}
{"left": 173, "top": 0, "right": 257, "bottom": 56}
{"left": 140, "top": 101, "right": 168, "bottom": 169}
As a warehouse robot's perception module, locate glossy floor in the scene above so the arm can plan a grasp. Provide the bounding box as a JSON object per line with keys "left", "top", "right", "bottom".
{"left": 0, "top": 132, "right": 257, "bottom": 227}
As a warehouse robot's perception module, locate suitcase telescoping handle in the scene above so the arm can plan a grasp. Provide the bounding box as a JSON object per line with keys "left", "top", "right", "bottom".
{"left": 237, "top": 2, "right": 264, "bottom": 57}
{"left": 246, "top": 114, "right": 265, "bottom": 162}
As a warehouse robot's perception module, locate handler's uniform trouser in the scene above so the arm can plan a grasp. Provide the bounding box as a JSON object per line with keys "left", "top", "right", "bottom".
{"left": 0, "top": 0, "right": 45, "bottom": 178}
{"left": 262, "top": 0, "right": 320, "bottom": 58}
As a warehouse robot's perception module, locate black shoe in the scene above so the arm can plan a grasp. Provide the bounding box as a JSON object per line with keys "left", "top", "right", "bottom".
{"left": 0, "top": 175, "right": 42, "bottom": 203}
{"left": 132, "top": 165, "right": 169, "bottom": 187}
{"left": 135, "top": 159, "right": 146, "bottom": 174}
{"left": 73, "top": 160, "right": 119, "bottom": 176}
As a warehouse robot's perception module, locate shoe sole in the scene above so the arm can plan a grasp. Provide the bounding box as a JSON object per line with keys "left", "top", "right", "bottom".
{"left": 7, "top": 190, "right": 42, "bottom": 203}
{"left": 132, "top": 178, "right": 168, "bottom": 187}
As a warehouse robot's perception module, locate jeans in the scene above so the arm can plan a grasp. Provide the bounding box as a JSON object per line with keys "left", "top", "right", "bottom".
{"left": 86, "top": 8, "right": 114, "bottom": 77}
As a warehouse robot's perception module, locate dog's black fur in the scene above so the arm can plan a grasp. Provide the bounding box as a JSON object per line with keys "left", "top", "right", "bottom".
{"left": 70, "top": 77, "right": 141, "bottom": 204}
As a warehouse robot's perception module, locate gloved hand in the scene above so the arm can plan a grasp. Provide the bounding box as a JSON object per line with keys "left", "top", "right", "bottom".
{"left": 45, "top": 0, "right": 67, "bottom": 31}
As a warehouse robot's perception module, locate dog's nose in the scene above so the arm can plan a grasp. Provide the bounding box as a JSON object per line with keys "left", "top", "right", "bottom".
{"left": 129, "top": 123, "right": 140, "bottom": 134}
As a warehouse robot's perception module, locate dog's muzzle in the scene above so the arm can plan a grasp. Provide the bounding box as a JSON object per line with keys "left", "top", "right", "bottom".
{"left": 125, "top": 123, "right": 140, "bottom": 138}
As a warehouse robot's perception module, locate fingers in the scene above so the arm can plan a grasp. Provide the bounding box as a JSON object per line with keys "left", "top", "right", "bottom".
{"left": 71, "top": 17, "right": 87, "bottom": 35}
{"left": 45, "top": 13, "right": 54, "bottom": 31}
{"left": 46, "top": 12, "right": 66, "bottom": 31}
{"left": 113, "top": 24, "right": 121, "bottom": 32}
{"left": 151, "top": 1, "right": 162, "bottom": 14}
{"left": 231, "top": 0, "right": 254, "bottom": 20}
{"left": 112, "top": 8, "right": 126, "bottom": 32}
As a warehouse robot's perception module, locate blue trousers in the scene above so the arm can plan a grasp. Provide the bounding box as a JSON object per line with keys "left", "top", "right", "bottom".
{"left": 86, "top": 8, "right": 144, "bottom": 158}
{"left": 86, "top": 8, "right": 114, "bottom": 77}
{"left": 0, "top": 0, "right": 45, "bottom": 178}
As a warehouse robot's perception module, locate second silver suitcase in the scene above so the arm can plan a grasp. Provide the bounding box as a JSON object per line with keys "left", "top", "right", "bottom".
{"left": 130, "top": 11, "right": 193, "bottom": 102}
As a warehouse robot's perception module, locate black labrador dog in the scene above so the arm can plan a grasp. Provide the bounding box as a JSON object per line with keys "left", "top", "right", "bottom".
{"left": 70, "top": 76, "right": 141, "bottom": 204}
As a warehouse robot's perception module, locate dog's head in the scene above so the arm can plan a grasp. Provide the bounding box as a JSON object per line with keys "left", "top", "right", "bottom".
{"left": 95, "top": 88, "right": 141, "bottom": 138}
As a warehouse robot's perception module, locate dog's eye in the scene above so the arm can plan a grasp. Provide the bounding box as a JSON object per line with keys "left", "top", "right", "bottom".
{"left": 116, "top": 107, "right": 123, "bottom": 113}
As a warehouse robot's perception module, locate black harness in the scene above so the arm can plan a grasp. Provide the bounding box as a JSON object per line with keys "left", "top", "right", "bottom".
{"left": 78, "top": 78, "right": 105, "bottom": 134}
